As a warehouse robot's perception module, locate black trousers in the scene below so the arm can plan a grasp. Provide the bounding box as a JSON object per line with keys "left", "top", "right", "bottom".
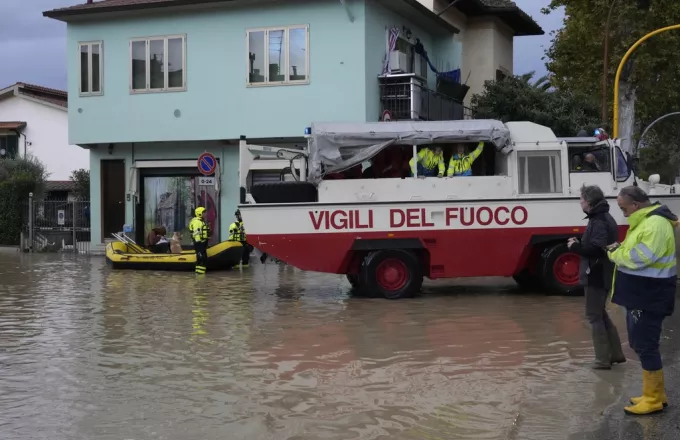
{"left": 194, "top": 240, "right": 208, "bottom": 273}
{"left": 240, "top": 241, "right": 252, "bottom": 265}
{"left": 626, "top": 309, "right": 664, "bottom": 371}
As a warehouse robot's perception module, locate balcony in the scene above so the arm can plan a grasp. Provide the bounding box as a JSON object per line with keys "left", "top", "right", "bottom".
{"left": 378, "top": 73, "right": 473, "bottom": 122}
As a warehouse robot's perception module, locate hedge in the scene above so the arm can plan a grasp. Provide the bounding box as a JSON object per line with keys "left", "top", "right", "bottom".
{"left": 0, "top": 182, "right": 21, "bottom": 245}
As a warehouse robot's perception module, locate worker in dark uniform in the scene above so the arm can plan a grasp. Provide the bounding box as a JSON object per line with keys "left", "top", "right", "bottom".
{"left": 189, "top": 206, "right": 210, "bottom": 274}
{"left": 229, "top": 209, "right": 251, "bottom": 267}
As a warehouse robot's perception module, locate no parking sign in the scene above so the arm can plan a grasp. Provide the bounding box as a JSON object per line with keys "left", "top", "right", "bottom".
{"left": 197, "top": 152, "right": 217, "bottom": 176}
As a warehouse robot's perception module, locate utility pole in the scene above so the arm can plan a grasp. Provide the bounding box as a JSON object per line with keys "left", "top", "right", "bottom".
{"left": 602, "top": 0, "right": 618, "bottom": 124}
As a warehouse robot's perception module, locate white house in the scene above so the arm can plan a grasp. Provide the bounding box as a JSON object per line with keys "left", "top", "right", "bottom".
{"left": 0, "top": 82, "right": 89, "bottom": 180}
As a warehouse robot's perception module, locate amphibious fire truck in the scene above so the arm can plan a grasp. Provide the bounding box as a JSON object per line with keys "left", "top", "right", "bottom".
{"left": 237, "top": 120, "right": 680, "bottom": 299}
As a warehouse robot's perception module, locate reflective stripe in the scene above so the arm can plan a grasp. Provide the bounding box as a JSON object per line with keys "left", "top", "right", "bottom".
{"left": 618, "top": 264, "right": 677, "bottom": 278}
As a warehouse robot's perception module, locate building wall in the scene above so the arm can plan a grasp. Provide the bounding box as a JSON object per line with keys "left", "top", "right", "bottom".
{"left": 0, "top": 95, "right": 89, "bottom": 180}
{"left": 89, "top": 141, "right": 238, "bottom": 245}
{"left": 364, "top": 0, "right": 458, "bottom": 121}
{"left": 66, "top": 0, "right": 368, "bottom": 145}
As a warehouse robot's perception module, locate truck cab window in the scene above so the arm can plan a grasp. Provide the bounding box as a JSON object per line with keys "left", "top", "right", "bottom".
{"left": 615, "top": 147, "right": 630, "bottom": 181}
{"left": 518, "top": 151, "right": 562, "bottom": 194}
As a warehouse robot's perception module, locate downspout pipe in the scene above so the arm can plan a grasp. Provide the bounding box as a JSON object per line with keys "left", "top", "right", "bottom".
{"left": 12, "top": 129, "right": 28, "bottom": 158}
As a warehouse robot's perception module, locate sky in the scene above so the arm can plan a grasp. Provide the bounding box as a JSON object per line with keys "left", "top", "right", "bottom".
{"left": 0, "top": 0, "right": 564, "bottom": 90}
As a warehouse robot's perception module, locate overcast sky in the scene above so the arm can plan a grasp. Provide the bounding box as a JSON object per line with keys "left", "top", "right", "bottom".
{"left": 0, "top": 0, "right": 564, "bottom": 90}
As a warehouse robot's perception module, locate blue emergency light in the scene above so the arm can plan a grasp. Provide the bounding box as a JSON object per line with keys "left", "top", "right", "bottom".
{"left": 304, "top": 127, "right": 312, "bottom": 136}
{"left": 594, "top": 129, "right": 601, "bottom": 136}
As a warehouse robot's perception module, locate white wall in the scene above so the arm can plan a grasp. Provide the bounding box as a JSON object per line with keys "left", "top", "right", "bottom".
{"left": 0, "top": 95, "right": 89, "bottom": 180}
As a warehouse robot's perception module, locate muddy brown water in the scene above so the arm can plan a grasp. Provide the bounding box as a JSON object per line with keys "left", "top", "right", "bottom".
{"left": 0, "top": 252, "right": 635, "bottom": 439}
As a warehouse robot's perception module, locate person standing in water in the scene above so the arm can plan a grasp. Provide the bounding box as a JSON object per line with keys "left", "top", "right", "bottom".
{"left": 568, "top": 185, "right": 625, "bottom": 370}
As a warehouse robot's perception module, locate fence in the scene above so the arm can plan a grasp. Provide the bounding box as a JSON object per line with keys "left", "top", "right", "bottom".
{"left": 379, "top": 79, "right": 474, "bottom": 122}
{"left": 21, "top": 194, "right": 92, "bottom": 254}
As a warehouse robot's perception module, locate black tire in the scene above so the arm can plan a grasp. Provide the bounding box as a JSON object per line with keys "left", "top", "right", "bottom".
{"left": 250, "top": 181, "right": 318, "bottom": 203}
{"left": 540, "top": 243, "right": 584, "bottom": 296}
{"left": 346, "top": 274, "right": 360, "bottom": 288}
{"left": 512, "top": 269, "right": 543, "bottom": 291}
{"left": 359, "top": 250, "right": 423, "bottom": 299}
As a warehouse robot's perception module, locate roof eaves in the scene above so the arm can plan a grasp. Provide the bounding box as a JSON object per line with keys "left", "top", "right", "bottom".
{"left": 43, "top": 0, "right": 237, "bottom": 20}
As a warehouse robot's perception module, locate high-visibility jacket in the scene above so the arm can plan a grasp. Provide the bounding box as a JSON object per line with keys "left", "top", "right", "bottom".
{"left": 228, "top": 221, "right": 246, "bottom": 242}
{"left": 608, "top": 203, "right": 678, "bottom": 316}
{"left": 189, "top": 217, "right": 209, "bottom": 243}
{"left": 409, "top": 148, "right": 445, "bottom": 176}
{"left": 447, "top": 142, "right": 484, "bottom": 177}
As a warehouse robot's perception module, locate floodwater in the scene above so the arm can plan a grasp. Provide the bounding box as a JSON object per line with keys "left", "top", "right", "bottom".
{"left": 0, "top": 252, "right": 635, "bottom": 440}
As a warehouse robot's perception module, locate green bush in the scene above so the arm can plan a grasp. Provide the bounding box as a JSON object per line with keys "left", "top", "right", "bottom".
{"left": 0, "top": 182, "right": 21, "bottom": 245}
{"left": 0, "top": 155, "right": 47, "bottom": 245}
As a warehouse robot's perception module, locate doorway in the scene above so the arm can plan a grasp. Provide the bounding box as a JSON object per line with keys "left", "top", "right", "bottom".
{"left": 101, "top": 159, "right": 126, "bottom": 241}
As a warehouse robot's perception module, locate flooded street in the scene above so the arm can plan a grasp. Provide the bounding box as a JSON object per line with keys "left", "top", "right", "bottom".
{"left": 0, "top": 252, "right": 647, "bottom": 439}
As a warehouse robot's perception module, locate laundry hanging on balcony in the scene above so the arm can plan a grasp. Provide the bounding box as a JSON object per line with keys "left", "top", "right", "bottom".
{"left": 413, "top": 38, "right": 461, "bottom": 84}
{"left": 382, "top": 27, "right": 400, "bottom": 74}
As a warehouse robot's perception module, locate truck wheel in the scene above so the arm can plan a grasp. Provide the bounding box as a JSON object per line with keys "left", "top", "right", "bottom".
{"left": 360, "top": 250, "right": 423, "bottom": 299}
{"left": 512, "top": 269, "right": 543, "bottom": 291}
{"left": 346, "top": 274, "right": 360, "bottom": 288}
{"left": 541, "top": 243, "right": 584, "bottom": 296}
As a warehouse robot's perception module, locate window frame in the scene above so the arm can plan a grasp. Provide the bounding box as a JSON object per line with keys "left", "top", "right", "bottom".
{"left": 517, "top": 150, "right": 563, "bottom": 195}
{"left": 245, "top": 24, "right": 310, "bottom": 87}
{"left": 129, "top": 34, "right": 187, "bottom": 94}
{"left": 78, "top": 40, "right": 104, "bottom": 97}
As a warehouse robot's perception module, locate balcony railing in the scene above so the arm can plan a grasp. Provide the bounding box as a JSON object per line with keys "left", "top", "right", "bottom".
{"left": 379, "top": 75, "right": 473, "bottom": 122}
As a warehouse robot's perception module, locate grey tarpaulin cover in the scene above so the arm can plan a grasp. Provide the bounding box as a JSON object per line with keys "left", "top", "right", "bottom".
{"left": 308, "top": 119, "right": 511, "bottom": 183}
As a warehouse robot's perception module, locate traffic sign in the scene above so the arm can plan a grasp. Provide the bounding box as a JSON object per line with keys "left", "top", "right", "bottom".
{"left": 197, "top": 152, "right": 217, "bottom": 176}
{"left": 57, "top": 210, "right": 65, "bottom": 226}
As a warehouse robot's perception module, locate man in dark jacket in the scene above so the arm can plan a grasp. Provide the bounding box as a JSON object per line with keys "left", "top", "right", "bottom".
{"left": 607, "top": 186, "right": 677, "bottom": 415}
{"left": 568, "top": 185, "right": 625, "bottom": 369}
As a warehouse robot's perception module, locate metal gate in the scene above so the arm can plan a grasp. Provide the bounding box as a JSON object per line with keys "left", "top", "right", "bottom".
{"left": 24, "top": 194, "right": 91, "bottom": 253}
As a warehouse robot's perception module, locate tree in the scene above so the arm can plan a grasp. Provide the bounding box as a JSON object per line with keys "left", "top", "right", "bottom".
{"left": 69, "top": 168, "right": 90, "bottom": 199}
{"left": 0, "top": 155, "right": 48, "bottom": 245}
{"left": 470, "top": 72, "right": 601, "bottom": 137}
{"left": 543, "top": 0, "right": 680, "bottom": 181}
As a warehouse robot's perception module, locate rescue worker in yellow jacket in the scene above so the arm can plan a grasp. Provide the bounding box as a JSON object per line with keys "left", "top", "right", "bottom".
{"left": 188, "top": 207, "right": 210, "bottom": 274}
{"left": 228, "top": 209, "right": 251, "bottom": 267}
{"left": 607, "top": 186, "right": 677, "bottom": 415}
{"left": 447, "top": 142, "right": 484, "bottom": 177}
{"left": 409, "top": 146, "right": 445, "bottom": 178}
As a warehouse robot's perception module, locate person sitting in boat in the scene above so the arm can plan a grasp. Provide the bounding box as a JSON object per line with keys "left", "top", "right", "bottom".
{"left": 146, "top": 226, "right": 169, "bottom": 253}
{"left": 447, "top": 142, "right": 484, "bottom": 177}
{"left": 409, "top": 146, "right": 445, "bottom": 178}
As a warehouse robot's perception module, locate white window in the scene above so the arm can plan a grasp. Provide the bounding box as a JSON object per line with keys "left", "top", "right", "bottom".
{"left": 246, "top": 25, "right": 309, "bottom": 86}
{"left": 130, "top": 34, "right": 186, "bottom": 93}
{"left": 518, "top": 151, "right": 563, "bottom": 194}
{"left": 79, "top": 41, "right": 103, "bottom": 96}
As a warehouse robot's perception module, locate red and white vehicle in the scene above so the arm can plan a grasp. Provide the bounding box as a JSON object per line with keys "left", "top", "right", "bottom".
{"left": 237, "top": 120, "right": 680, "bottom": 299}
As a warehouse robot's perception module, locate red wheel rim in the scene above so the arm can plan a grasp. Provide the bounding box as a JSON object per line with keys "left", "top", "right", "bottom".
{"left": 376, "top": 258, "right": 409, "bottom": 291}
{"left": 553, "top": 253, "right": 580, "bottom": 285}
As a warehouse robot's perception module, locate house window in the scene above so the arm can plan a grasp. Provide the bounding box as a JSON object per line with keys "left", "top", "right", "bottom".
{"left": 0, "top": 135, "right": 19, "bottom": 160}
{"left": 130, "top": 35, "right": 186, "bottom": 93}
{"left": 246, "top": 25, "right": 309, "bottom": 86}
{"left": 79, "top": 41, "right": 103, "bottom": 96}
{"left": 518, "top": 151, "right": 563, "bottom": 194}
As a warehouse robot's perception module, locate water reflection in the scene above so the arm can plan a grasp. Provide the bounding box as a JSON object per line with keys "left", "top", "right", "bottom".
{"left": 0, "top": 253, "right": 633, "bottom": 439}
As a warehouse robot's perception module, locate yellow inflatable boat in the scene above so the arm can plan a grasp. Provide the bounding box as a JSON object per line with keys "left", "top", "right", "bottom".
{"left": 105, "top": 240, "right": 243, "bottom": 271}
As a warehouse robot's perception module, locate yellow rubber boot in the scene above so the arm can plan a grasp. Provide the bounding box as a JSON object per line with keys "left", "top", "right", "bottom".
{"left": 630, "top": 369, "right": 668, "bottom": 407}
{"left": 624, "top": 370, "right": 665, "bottom": 415}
